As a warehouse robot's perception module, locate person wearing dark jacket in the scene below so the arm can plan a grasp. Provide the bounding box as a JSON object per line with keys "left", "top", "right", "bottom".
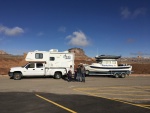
{"left": 80, "top": 64, "right": 85, "bottom": 82}
{"left": 76, "top": 65, "right": 82, "bottom": 82}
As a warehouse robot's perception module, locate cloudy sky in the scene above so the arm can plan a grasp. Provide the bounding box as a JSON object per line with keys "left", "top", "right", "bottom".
{"left": 0, "top": 0, "right": 150, "bottom": 57}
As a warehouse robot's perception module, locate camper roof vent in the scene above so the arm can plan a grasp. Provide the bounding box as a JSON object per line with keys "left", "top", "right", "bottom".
{"left": 49, "top": 49, "right": 58, "bottom": 52}
{"left": 63, "top": 50, "right": 69, "bottom": 53}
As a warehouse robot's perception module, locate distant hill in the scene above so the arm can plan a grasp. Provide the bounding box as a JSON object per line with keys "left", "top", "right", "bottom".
{"left": 0, "top": 50, "right": 8, "bottom": 54}
{"left": 0, "top": 48, "right": 150, "bottom": 74}
{"left": 68, "top": 48, "right": 96, "bottom": 69}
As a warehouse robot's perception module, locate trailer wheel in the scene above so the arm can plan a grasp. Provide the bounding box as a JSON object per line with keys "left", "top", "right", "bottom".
{"left": 14, "top": 73, "right": 22, "bottom": 80}
{"left": 54, "top": 72, "right": 62, "bottom": 79}
{"left": 120, "top": 73, "right": 126, "bottom": 78}
{"left": 114, "top": 73, "right": 119, "bottom": 78}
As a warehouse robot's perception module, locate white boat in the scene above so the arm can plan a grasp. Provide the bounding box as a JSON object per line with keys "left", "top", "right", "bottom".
{"left": 84, "top": 55, "right": 132, "bottom": 78}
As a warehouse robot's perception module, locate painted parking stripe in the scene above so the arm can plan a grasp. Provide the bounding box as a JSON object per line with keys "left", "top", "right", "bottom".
{"left": 36, "top": 94, "right": 77, "bottom": 113}
{"left": 73, "top": 88, "right": 150, "bottom": 110}
{"left": 93, "top": 93, "right": 150, "bottom": 96}
{"left": 135, "top": 104, "right": 150, "bottom": 107}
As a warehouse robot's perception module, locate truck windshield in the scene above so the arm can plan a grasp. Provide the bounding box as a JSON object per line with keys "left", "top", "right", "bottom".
{"left": 22, "top": 64, "right": 28, "bottom": 67}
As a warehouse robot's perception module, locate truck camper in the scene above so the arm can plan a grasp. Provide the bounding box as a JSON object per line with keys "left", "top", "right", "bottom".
{"left": 8, "top": 49, "right": 74, "bottom": 80}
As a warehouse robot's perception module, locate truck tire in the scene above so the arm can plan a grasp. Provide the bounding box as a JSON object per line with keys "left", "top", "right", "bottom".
{"left": 54, "top": 72, "right": 62, "bottom": 79}
{"left": 10, "top": 76, "right": 13, "bottom": 79}
{"left": 14, "top": 73, "right": 22, "bottom": 80}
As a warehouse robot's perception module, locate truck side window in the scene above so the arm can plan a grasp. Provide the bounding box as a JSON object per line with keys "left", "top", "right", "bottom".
{"left": 35, "top": 53, "right": 43, "bottom": 59}
{"left": 50, "top": 57, "right": 55, "bottom": 61}
{"left": 28, "top": 63, "right": 35, "bottom": 68}
{"left": 36, "top": 63, "right": 43, "bottom": 68}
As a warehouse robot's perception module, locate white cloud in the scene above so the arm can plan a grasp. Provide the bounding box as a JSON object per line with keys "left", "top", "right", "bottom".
{"left": 130, "top": 51, "right": 150, "bottom": 56}
{"left": 121, "top": 7, "right": 146, "bottom": 19}
{"left": 37, "top": 32, "right": 44, "bottom": 36}
{"left": 66, "top": 31, "right": 90, "bottom": 47}
{"left": 0, "top": 25, "right": 24, "bottom": 36}
{"left": 58, "top": 26, "right": 66, "bottom": 32}
{"left": 127, "top": 38, "right": 135, "bottom": 43}
{"left": 121, "top": 7, "right": 131, "bottom": 19}
{"left": 133, "top": 8, "right": 146, "bottom": 18}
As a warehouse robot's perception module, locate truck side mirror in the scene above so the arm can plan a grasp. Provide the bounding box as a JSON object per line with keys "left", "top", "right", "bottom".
{"left": 25, "top": 66, "right": 28, "bottom": 70}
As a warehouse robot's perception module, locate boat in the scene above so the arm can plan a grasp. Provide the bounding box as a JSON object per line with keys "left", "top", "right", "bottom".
{"left": 84, "top": 55, "right": 132, "bottom": 78}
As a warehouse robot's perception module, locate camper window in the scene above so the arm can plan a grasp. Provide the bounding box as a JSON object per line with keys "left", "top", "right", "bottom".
{"left": 35, "top": 53, "right": 43, "bottom": 59}
{"left": 111, "top": 61, "right": 116, "bottom": 64}
{"left": 50, "top": 57, "right": 55, "bottom": 61}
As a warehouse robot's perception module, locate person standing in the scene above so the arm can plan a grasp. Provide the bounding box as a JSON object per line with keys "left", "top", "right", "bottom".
{"left": 76, "top": 65, "right": 82, "bottom": 82}
{"left": 74, "top": 69, "right": 77, "bottom": 81}
{"left": 81, "top": 64, "right": 85, "bottom": 82}
{"left": 68, "top": 65, "right": 73, "bottom": 82}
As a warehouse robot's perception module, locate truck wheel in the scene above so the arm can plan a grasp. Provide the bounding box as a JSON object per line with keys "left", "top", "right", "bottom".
{"left": 14, "top": 73, "right": 22, "bottom": 80}
{"left": 10, "top": 76, "right": 13, "bottom": 79}
{"left": 54, "top": 72, "right": 62, "bottom": 79}
{"left": 120, "top": 73, "right": 126, "bottom": 78}
{"left": 114, "top": 73, "right": 119, "bottom": 78}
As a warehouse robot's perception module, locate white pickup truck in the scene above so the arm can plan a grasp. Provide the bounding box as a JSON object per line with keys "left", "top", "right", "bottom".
{"left": 8, "top": 49, "right": 74, "bottom": 80}
{"left": 8, "top": 62, "right": 67, "bottom": 80}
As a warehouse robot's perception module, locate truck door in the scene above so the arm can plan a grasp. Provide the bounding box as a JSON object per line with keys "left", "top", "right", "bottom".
{"left": 23, "top": 63, "right": 44, "bottom": 76}
{"left": 35, "top": 63, "right": 45, "bottom": 75}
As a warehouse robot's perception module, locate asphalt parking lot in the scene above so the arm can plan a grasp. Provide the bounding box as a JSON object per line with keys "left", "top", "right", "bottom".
{"left": 0, "top": 75, "right": 150, "bottom": 113}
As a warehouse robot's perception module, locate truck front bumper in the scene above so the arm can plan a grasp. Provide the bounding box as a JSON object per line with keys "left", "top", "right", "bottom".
{"left": 8, "top": 72, "right": 13, "bottom": 77}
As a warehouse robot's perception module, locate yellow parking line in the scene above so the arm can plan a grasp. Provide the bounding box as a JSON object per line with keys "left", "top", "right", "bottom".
{"left": 112, "top": 98, "right": 150, "bottom": 101}
{"left": 74, "top": 88, "right": 98, "bottom": 90}
{"left": 98, "top": 86, "right": 150, "bottom": 90}
{"left": 35, "top": 94, "right": 77, "bottom": 113}
{"left": 107, "top": 86, "right": 150, "bottom": 88}
{"left": 124, "top": 91, "right": 146, "bottom": 92}
{"left": 93, "top": 93, "right": 150, "bottom": 96}
{"left": 136, "top": 104, "right": 150, "bottom": 107}
{"left": 73, "top": 88, "right": 150, "bottom": 110}
{"left": 96, "top": 90, "right": 146, "bottom": 93}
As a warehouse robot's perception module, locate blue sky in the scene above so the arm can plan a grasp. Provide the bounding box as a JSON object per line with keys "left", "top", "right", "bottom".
{"left": 0, "top": 0, "right": 150, "bottom": 57}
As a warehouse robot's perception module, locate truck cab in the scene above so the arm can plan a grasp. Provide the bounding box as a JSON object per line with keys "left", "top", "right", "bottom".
{"left": 23, "top": 62, "right": 45, "bottom": 76}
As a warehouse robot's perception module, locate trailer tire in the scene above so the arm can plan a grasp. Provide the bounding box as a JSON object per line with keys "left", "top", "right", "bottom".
{"left": 120, "top": 73, "right": 126, "bottom": 78}
{"left": 54, "top": 72, "right": 62, "bottom": 79}
{"left": 14, "top": 72, "right": 22, "bottom": 80}
{"left": 114, "top": 73, "right": 119, "bottom": 78}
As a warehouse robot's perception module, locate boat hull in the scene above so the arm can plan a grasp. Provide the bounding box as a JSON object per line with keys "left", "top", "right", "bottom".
{"left": 85, "top": 65, "right": 132, "bottom": 76}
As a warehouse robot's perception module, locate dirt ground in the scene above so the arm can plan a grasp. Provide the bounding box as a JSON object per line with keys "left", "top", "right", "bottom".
{"left": 0, "top": 55, "right": 150, "bottom": 75}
